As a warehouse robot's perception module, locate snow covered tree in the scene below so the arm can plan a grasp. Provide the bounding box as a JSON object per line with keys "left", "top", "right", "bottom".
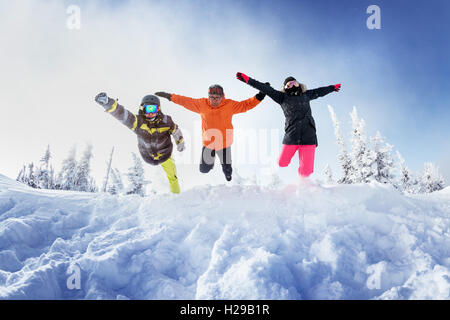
{"left": 328, "top": 105, "right": 352, "bottom": 184}
{"left": 419, "top": 162, "right": 445, "bottom": 193}
{"left": 48, "top": 165, "right": 56, "bottom": 190}
{"left": 126, "top": 152, "right": 148, "bottom": 197}
{"left": 349, "top": 107, "right": 376, "bottom": 183}
{"left": 27, "top": 162, "right": 38, "bottom": 188}
{"left": 74, "top": 144, "right": 97, "bottom": 192}
{"left": 16, "top": 164, "right": 27, "bottom": 184}
{"left": 324, "top": 164, "right": 334, "bottom": 184}
{"left": 56, "top": 146, "right": 78, "bottom": 190}
{"left": 108, "top": 168, "right": 124, "bottom": 195}
{"left": 16, "top": 163, "right": 37, "bottom": 188}
{"left": 395, "top": 151, "right": 418, "bottom": 193}
{"left": 371, "top": 131, "right": 395, "bottom": 184}
{"left": 102, "top": 147, "right": 115, "bottom": 192}
{"left": 36, "top": 145, "right": 53, "bottom": 189}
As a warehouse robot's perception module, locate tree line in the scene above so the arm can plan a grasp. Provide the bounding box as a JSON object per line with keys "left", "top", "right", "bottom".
{"left": 325, "top": 106, "right": 445, "bottom": 193}
{"left": 16, "top": 144, "right": 149, "bottom": 196}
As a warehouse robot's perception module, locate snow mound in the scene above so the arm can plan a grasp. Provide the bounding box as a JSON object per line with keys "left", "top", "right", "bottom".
{"left": 0, "top": 174, "right": 449, "bottom": 300}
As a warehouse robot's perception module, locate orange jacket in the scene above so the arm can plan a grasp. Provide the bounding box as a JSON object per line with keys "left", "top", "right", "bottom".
{"left": 171, "top": 94, "right": 261, "bottom": 150}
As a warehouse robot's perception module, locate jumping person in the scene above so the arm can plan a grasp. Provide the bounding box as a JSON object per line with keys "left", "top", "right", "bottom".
{"left": 236, "top": 72, "right": 341, "bottom": 179}
{"left": 155, "top": 85, "right": 266, "bottom": 181}
{"left": 94, "top": 92, "right": 185, "bottom": 194}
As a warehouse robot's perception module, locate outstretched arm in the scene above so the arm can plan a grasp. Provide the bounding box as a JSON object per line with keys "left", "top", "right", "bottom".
{"left": 306, "top": 84, "right": 341, "bottom": 100}
{"left": 155, "top": 91, "right": 202, "bottom": 113}
{"left": 231, "top": 94, "right": 264, "bottom": 114}
{"left": 236, "top": 72, "right": 284, "bottom": 104}
{"left": 95, "top": 92, "right": 138, "bottom": 132}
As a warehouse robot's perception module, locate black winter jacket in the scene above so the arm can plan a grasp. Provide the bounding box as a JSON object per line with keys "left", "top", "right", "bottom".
{"left": 104, "top": 99, "right": 183, "bottom": 165}
{"left": 247, "top": 78, "right": 334, "bottom": 146}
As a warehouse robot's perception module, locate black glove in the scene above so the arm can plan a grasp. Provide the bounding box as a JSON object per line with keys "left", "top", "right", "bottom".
{"left": 155, "top": 92, "right": 172, "bottom": 101}
{"left": 255, "top": 82, "right": 270, "bottom": 101}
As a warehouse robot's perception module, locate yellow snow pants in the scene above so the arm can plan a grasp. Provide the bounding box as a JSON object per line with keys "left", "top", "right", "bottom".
{"left": 161, "top": 156, "right": 180, "bottom": 194}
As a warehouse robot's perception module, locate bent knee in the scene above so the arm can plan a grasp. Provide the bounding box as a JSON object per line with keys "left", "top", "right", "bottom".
{"left": 278, "top": 159, "right": 290, "bottom": 167}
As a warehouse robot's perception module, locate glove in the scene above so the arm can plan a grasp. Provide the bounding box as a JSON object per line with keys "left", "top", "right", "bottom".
{"left": 176, "top": 141, "right": 185, "bottom": 152}
{"left": 255, "top": 82, "right": 270, "bottom": 101}
{"left": 334, "top": 84, "right": 341, "bottom": 92}
{"left": 155, "top": 92, "right": 172, "bottom": 101}
{"left": 95, "top": 92, "right": 109, "bottom": 105}
{"left": 236, "top": 72, "right": 249, "bottom": 83}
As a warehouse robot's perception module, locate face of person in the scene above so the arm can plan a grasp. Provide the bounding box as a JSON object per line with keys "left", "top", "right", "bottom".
{"left": 285, "top": 80, "right": 299, "bottom": 90}
{"left": 209, "top": 94, "right": 223, "bottom": 107}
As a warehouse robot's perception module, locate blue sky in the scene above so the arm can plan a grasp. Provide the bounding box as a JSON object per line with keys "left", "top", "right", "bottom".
{"left": 0, "top": 0, "right": 448, "bottom": 189}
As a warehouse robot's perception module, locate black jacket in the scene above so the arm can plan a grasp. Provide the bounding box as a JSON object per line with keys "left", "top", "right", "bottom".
{"left": 247, "top": 78, "right": 334, "bottom": 146}
{"left": 104, "top": 99, "right": 182, "bottom": 165}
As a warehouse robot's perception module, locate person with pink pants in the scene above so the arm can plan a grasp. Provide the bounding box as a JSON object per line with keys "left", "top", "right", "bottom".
{"left": 236, "top": 72, "right": 341, "bottom": 178}
{"left": 278, "top": 144, "right": 316, "bottom": 177}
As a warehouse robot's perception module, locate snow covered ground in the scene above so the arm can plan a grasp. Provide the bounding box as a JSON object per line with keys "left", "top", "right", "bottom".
{"left": 0, "top": 173, "right": 449, "bottom": 300}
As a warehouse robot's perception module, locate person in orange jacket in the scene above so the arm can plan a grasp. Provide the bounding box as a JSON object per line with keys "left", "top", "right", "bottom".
{"left": 155, "top": 85, "right": 266, "bottom": 181}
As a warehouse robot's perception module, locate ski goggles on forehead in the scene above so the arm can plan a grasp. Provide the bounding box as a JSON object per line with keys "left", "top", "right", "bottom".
{"left": 143, "top": 104, "right": 159, "bottom": 114}
{"left": 285, "top": 80, "right": 299, "bottom": 89}
{"left": 208, "top": 88, "right": 223, "bottom": 95}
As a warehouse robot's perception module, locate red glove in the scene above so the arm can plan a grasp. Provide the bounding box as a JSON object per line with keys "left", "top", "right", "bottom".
{"left": 334, "top": 84, "right": 341, "bottom": 92}
{"left": 236, "top": 72, "right": 249, "bottom": 83}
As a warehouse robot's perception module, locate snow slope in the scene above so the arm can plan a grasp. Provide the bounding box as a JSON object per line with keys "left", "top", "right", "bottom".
{"left": 0, "top": 173, "right": 449, "bottom": 300}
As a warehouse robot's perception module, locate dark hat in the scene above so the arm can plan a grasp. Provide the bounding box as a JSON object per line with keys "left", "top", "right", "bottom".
{"left": 140, "top": 94, "right": 160, "bottom": 106}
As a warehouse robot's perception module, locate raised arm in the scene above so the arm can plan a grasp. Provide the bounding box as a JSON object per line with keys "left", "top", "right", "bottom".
{"left": 155, "top": 91, "right": 203, "bottom": 113}
{"left": 236, "top": 72, "right": 284, "bottom": 104}
{"left": 231, "top": 94, "right": 264, "bottom": 114}
{"left": 305, "top": 84, "right": 341, "bottom": 101}
{"left": 95, "top": 92, "right": 138, "bottom": 132}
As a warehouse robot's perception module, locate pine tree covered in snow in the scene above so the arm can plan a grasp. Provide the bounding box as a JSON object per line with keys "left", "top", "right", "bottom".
{"left": 371, "top": 131, "right": 395, "bottom": 184}
{"left": 395, "top": 151, "right": 418, "bottom": 193}
{"left": 27, "top": 162, "right": 38, "bottom": 188}
{"left": 102, "top": 147, "right": 115, "bottom": 192}
{"left": 108, "top": 168, "right": 124, "bottom": 195}
{"left": 73, "top": 144, "right": 97, "bottom": 192}
{"left": 16, "top": 164, "right": 27, "bottom": 184}
{"left": 36, "top": 145, "right": 54, "bottom": 189}
{"left": 419, "top": 162, "right": 445, "bottom": 193}
{"left": 328, "top": 105, "right": 353, "bottom": 184}
{"left": 324, "top": 164, "right": 334, "bottom": 184}
{"left": 126, "top": 153, "right": 148, "bottom": 197}
{"left": 349, "top": 107, "right": 376, "bottom": 183}
{"left": 56, "top": 146, "right": 78, "bottom": 191}
{"left": 16, "top": 163, "right": 37, "bottom": 188}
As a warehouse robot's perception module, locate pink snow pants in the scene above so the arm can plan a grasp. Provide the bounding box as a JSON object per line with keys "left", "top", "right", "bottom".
{"left": 278, "top": 144, "right": 316, "bottom": 177}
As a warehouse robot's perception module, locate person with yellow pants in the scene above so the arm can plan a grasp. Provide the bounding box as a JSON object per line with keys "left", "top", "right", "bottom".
{"left": 94, "top": 92, "right": 184, "bottom": 194}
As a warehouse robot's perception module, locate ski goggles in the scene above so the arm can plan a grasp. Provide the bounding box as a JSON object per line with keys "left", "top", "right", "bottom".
{"left": 143, "top": 104, "right": 159, "bottom": 114}
{"left": 208, "top": 87, "right": 223, "bottom": 96}
{"left": 284, "top": 80, "right": 299, "bottom": 90}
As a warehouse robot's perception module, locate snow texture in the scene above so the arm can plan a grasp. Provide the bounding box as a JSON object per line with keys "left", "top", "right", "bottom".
{"left": 0, "top": 174, "right": 449, "bottom": 300}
